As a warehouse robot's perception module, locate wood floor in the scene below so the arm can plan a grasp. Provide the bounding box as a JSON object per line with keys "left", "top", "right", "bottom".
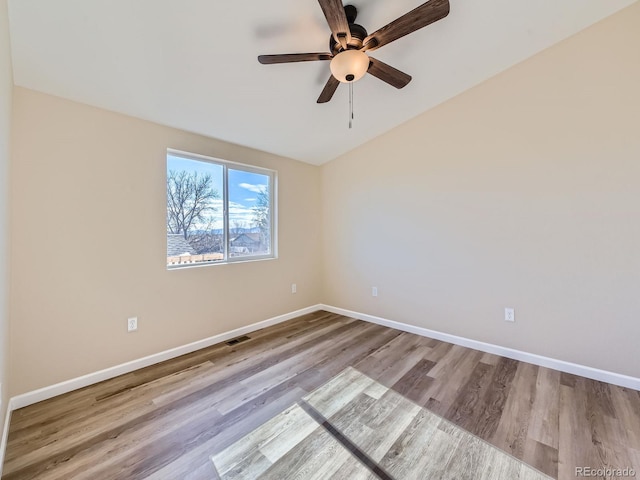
{"left": 2, "top": 311, "right": 640, "bottom": 479}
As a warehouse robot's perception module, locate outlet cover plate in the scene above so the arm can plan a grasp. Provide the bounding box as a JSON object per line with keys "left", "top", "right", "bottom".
{"left": 505, "top": 308, "right": 515, "bottom": 322}
{"left": 128, "top": 317, "right": 138, "bottom": 332}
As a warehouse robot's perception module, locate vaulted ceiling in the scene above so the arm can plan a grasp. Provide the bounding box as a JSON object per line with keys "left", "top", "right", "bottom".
{"left": 6, "top": 0, "right": 635, "bottom": 165}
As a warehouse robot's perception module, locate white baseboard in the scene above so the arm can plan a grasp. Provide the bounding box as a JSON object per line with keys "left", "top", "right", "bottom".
{"left": 320, "top": 304, "right": 640, "bottom": 391}
{"left": 10, "top": 305, "right": 322, "bottom": 410}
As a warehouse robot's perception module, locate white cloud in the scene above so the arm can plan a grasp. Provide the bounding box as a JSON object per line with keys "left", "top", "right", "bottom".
{"left": 180, "top": 200, "right": 260, "bottom": 231}
{"left": 229, "top": 201, "right": 256, "bottom": 228}
{"left": 239, "top": 183, "right": 266, "bottom": 194}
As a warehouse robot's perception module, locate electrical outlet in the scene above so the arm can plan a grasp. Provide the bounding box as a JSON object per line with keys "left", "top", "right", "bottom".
{"left": 291, "top": 283, "right": 297, "bottom": 294}
{"left": 127, "top": 317, "right": 138, "bottom": 332}
{"left": 504, "top": 308, "right": 515, "bottom": 322}
{"left": 372, "top": 287, "right": 378, "bottom": 297}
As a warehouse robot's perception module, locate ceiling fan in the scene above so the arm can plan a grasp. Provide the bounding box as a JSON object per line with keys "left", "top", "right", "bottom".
{"left": 258, "top": 0, "right": 450, "bottom": 103}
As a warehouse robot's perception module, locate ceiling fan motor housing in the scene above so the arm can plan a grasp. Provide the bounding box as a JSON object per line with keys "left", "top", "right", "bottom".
{"left": 330, "top": 22, "right": 368, "bottom": 53}
{"left": 329, "top": 5, "right": 368, "bottom": 55}
{"left": 344, "top": 4, "right": 357, "bottom": 23}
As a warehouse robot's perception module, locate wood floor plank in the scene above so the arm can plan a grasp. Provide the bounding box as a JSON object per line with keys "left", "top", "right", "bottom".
{"left": 491, "top": 361, "right": 537, "bottom": 458}
{"left": 212, "top": 404, "right": 315, "bottom": 475}
{"left": 422, "top": 340, "right": 454, "bottom": 363}
{"left": 528, "top": 367, "right": 561, "bottom": 450}
{"left": 377, "top": 408, "right": 442, "bottom": 479}
{"left": 391, "top": 358, "right": 436, "bottom": 406}
{"left": 558, "top": 383, "right": 581, "bottom": 480}
{"left": 257, "top": 428, "right": 363, "bottom": 480}
{"left": 440, "top": 434, "right": 493, "bottom": 480}
{"left": 445, "top": 361, "right": 495, "bottom": 430}
{"left": 472, "top": 357, "right": 519, "bottom": 440}
{"left": 305, "top": 367, "right": 376, "bottom": 419}
{"left": 579, "top": 377, "right": 632, "bottom": 475}
{"left": 523, "top": 439, "right": 558, "bottom": 479}
{"left": 345, "top": 391, "right": 422, "bottom": 463}
{"left": 353, "top": 332, "right": 432, "bottom": 386}
{"left": 423, "top": 347, "right": 485, "bottom": 415}
{"left": 610, "top": 385, "right": 640, "bottom": 450}
{"left": 422, "top": 343, "right": 467, "bottom": 378}
{"left": 480, "top": 352, "right": 501, "bottom": 366}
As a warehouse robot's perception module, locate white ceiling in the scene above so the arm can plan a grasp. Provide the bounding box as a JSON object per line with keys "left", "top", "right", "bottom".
{"left": 7, "top": 0, "right": 636, "bottom": 165}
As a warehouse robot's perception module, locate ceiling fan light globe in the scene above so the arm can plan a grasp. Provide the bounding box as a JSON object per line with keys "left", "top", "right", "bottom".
{"left": 330, "top": 50, "right": 369, "bottom": 83}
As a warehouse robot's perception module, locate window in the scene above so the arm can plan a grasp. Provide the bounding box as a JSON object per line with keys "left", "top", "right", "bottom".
{"left": 166, "top": 149, "right": 276, "bottom": 268}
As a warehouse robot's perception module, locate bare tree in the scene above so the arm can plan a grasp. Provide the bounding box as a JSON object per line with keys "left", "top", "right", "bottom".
{"left": 186, "top": 217, "right": 223, "bottom": 254}
{"left": 252, "top": 187, "right": 270, "bottom": 250}
{"left": 167, "top": 170, "right": 219, "bottom": 239}
{"left": 231, "top": 220, "right": 248, "bottom": 236}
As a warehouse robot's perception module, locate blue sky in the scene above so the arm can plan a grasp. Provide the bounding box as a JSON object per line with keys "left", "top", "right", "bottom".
{"left": 167, "top": 154, "right": 269, "bottom": 230}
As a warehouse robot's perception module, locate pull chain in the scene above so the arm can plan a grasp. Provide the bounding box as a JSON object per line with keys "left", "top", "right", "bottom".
{"left": 349, "top": 82, "right": 354, "bottom": 129}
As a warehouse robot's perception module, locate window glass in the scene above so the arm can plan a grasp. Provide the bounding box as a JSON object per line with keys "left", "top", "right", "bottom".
{"left": 166, "top": 151, "right": 275, "bottom": 268}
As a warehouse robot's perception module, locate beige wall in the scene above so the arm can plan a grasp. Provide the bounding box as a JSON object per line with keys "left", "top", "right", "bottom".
{"left": 10, "top": 88, "right": 322, "bottom": 395}
{"left": 322, "top": 3, "right": 640, "bottom": 378}
{"left": 0, "top": 0, "right": 12, "bottom": 440}
{"left": 6, "top": 1, "right": 640, "bottom": 399}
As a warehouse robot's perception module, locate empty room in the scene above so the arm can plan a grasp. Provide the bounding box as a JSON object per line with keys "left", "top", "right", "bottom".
{"left": 1, "top": 0, "right": 639, "bottom": 479}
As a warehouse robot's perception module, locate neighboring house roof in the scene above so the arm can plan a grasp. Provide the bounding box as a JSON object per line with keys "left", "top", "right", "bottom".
{"left": 167, "top": 234, "right": 197, "bottom": 256}
{"left": 230, "top": 233, "right": 261, "bottom": 247}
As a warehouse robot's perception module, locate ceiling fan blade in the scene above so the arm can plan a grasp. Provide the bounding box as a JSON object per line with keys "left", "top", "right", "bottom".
{"left": 258, "top": 53, "right": 333, "bottom": 64}
{"left": 317, "top": 0, "right": 351, "bottom": 48}
{"left": 317, "top": 75, "right": 340, "bottom": 103}
{"left": 362, "top": 0, "right": 450, "bottom": 51}
{"left": 367, "top": 57, "right": 412, "bottom": 89}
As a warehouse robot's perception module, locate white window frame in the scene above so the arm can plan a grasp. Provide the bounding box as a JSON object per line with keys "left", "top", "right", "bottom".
{"left": 167, "top": 148, "right": 277, "bottom": 269}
